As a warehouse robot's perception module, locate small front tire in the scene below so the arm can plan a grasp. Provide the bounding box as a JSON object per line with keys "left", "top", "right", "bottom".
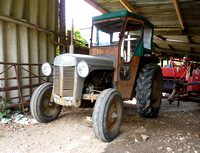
{"left": 92, "top": 89, "right": 123, "bottom": 142}
{"left": 30, "top": 83, "right": 62, "bottom": 123}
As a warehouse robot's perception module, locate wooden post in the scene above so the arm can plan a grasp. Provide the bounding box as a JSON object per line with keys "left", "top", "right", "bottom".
{"left": 59, "top": 0, "right": 66, "bottom": 54}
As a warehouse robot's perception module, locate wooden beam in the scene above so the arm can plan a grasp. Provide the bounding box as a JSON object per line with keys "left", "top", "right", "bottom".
{"left": 155, "top": 47, "right": 200, "bottom": 57}
{"left": 173, "top": 0, "right": 185, "bottom": 30}
{"left": 155, "top": 27, "right": 181, "bottom": 31}
{"left": 154, "top": 27, "right": 182, "bottom": 35}
{"left": 186, "top": 36, "right": 194, "bottom": 53}
{"left": 0, "top": 14, "right": 54, "bottom": 35}
{"left": 154, "top": 29, "right": 200, "bottom": 36}
{"left": 154, "top": 39, "right": 200, "bottom": 49}
{"left": 155, "top": 35, "right": 166, "bottom": 40}
{"left": 84, "top": 0, "right": 108, "bottom": 14}
{"left": 119, "top": 0, "right": 138, "bottom": 14}
{"left": 155, "top": 36, "right": 176, "bottom": 51}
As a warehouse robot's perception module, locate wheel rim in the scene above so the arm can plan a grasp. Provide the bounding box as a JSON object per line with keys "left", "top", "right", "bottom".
{"left": 107, "top": 99, "right": 121, "bottom": 133}
{"left": 151, "top": 72, "right": 162, "bottom": 108}
{"left": 41, "top": 90, "right": 59, "bottom": 116}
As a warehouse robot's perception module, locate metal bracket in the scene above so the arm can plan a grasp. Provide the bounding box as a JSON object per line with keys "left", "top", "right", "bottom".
{"left": 82, "top": 94, "right": 99, "bottom": 103}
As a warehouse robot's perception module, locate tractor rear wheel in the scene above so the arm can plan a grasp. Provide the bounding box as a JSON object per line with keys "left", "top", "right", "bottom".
{"left": 92, "top": 89, "right": 123, "bottom": 142}
{"left": 30, "top": 83, "right": 62, "bottom": 123}
{"left": 136, "top": 63, "right": 163, "bottom": 118}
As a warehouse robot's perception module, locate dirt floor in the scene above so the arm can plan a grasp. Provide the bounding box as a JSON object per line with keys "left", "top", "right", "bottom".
{"left": 0, "top": 98, "right": 200, "bottom": 153}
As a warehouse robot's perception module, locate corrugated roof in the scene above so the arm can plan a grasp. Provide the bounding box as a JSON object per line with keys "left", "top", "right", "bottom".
{"left": 85, "top": 0, "right": 200, "bottom": 61}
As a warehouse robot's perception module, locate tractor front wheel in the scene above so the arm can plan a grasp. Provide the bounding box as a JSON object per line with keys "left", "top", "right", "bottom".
{"left": 92, "top": 89, "right": 123, "bottom": 142}
{"left": 30, "top": 83, "right": 62, "bottom": 123}
{"left": 136, "top": 63, "right": 163, "bottom": 118}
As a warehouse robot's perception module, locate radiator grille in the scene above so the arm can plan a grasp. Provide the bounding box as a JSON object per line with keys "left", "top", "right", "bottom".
{"left": 54, "top": 66, "right": 75, "bottom": 97}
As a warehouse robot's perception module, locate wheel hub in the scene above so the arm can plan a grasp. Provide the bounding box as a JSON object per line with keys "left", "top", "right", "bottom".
{"left": 47, "top": 101, "right": 54, "bottom": 107}
{"left": 41, "top": 91, "right": 59, "bottom": 116}
{"left": 111, "top": 112, "right": 117, "bottom": 120}
{"left": 107, "top": 100, "right": 121, "bottom": 133}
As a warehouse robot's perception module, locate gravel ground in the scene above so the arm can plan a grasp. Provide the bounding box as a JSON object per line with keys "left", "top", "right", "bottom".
{"left": 0, "top": 98, "right": 200, "bottom": 153}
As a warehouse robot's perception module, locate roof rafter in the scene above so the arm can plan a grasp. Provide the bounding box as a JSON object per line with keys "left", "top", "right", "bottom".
{"left": 84, "top": 0, "right": 108, "bottom": 14}
{"left": 154, "top": 29, "right": 200, "bottom": 36}
{"left": 155, "top": 47, "right": 200, "bottom": 57}
{"left": 119, "top": 0, "right": 138, "bottom": 14}
{"left": 173, "top": 0, "right": 185, "bottom": 30}
{"left": 154, "top": 39, "right": 200, "bottom": 49}
{"left": 155, "top": 35, "right": 175, "bottom": 50}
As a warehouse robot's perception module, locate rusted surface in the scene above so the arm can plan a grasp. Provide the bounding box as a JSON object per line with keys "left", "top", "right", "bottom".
{"left": 117, "top": 56, "right": 140, "bottom": 99}
{"left": 0, "top": 83, "right": 42, "bottom": 92}
{"left": 82, "top": 94, "right": 99, "bottom": 102}
{"left": 53, "top": 66, "right": 75, "bottom": 97}
{"left": 0, "top": 102, "right": 30, "bottom": 110}
{"left": 53, "top": 93, "right": 73, "bottom": 106}
{"left": 0, "top": 62, "right": 49, "bottom": 111}
{"left": 90, "top": 46, "right": 119, "bottom": 84}
{"left": 54, "top": 66, "right": 60, "bottom": 95}
{"left": 107, "top": 98, "right": 121, "bottom": 133}
{"left": 14, "top": 65, "right": 25, "bottom": 112}
{"left": 90, "top": 17, "right": 143, "bottom": 100}
{"left": 90, "top": 45, "right": 141, "bottom": 100}
{"left": 63, "top": 67, "right": 75, "bottom": 90}
{"left": 90, "top": 46, "right": 118, "bottom": 57}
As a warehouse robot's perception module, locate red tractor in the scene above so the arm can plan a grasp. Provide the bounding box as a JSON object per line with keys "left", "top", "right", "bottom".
{"left": 162, "top": 56, "right": 200, "bottom": 102}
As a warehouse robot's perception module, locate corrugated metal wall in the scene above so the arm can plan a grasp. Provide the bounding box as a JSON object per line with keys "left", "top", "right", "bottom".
{"left": 0, "top": 0, "right": 59, "bottom": 103}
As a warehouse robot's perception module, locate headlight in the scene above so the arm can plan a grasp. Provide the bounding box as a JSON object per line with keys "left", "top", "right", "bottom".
{"left": 42, "top": 62, "right": 52, "bottom": 76}
{"left": 77, "top": 61, "right": 89, "bottom": 78}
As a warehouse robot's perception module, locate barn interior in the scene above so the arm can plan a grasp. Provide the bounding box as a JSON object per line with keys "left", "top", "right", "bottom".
{"left": 0, "top": 0, "right": 200, "bottom": 109}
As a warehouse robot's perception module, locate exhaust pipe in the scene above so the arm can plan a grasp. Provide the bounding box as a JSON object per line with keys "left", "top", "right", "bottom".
{"left": 69, "top": 19, "right": 74, "bottom": 54}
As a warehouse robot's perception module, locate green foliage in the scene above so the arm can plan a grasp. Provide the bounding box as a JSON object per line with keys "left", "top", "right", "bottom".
{"left": 56, "top": 29, "right": 88, "bottom": 55}
{"left": 0, "top": 133, "right": 5, "bottom": 138}
{"left": 0, "top": 97, "right": 12, "bottom": 120}
{"left": 0, "top": 96, "right": 29, "bottom": 120}
{"left": 14, "top": 106, "right": 22, "bottom": 116}
{"left": 56, "top": 46, "right": 60, "bottom": 56}
{"left": 73, "top": 29, "right": 88, "bottom": 48}
{"left": 24, "top": 107, "right": 29, "bottom": 112}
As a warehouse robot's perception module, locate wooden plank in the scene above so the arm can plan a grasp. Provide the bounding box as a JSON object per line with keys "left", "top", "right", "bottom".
{"left": 119, "top": 0, "right": 138, "bottom": 14}
{"left": 155, "top": 35, "right": 166, "bottom": 40}
{"left": 150, "top": 19, "right": 180, "bottom": 26}
{"left": 137, "top": 5, "right": 176, "bottom": 14}
{"left": 154, "top": 39, "right": 200, "bottom": 49}
{"left": 154, "top": 29, "right": 200, "bottom": 36}
{"left": 84, "top": 0, "right": 108, "bottom": 14}
{"left": 155, "top": 47, "right": 200, "bottom": 57}
{"left": 173, "top": 0, "right": 185, "bottom": 30}
{"left": 159, "top": 36, "right": 190, "bottom": 42}
{"left": 154, "top": 28, "right": 182, "bottom": 36}
{"left": 122, "top": 1, "right": 174, "bottom": 6}
{"left": 155, "top": 36, "right": 176, "bottom": 51}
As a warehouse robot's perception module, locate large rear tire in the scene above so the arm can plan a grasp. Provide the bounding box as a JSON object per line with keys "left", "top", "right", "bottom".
{"left": 136, "top": 63, "right": 163, "bottom": 118}
{"left": 30, "top": 83, "right": 62, "bottom": 123}
{"left": 92, "top": 89, "right": 123, "bottom": 142}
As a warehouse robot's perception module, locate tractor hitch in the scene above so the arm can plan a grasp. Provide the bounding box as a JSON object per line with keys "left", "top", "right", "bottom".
{"left": 168, "top": 81, "right": 182, "bottom": 104}
{"left": 168, "top": 80, "right": 200, "bottom": 104}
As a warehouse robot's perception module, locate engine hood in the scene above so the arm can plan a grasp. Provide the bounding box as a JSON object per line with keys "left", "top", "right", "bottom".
{"left": 54, "top": 53, "right": 115, "bottom": 70}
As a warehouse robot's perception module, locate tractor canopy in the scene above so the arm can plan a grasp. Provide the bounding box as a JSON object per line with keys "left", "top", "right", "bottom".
{"left": 92, "top": 10, "right": 153, "bottom": 29}
{"left": 91, "top": 11, "right": 154, "bottom": 56}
